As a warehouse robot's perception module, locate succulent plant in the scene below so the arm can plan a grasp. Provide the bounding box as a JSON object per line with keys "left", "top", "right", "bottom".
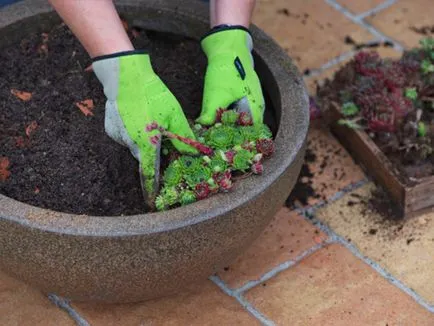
{"left": 251, "top": 161, "right": 264, "bottom": 175}
{"left": 404, "top": 87, "right": 418, "bottom": 101}
{"left": 180, "top": 190, "right": 196, "bottom": 206}
{"left": 215, "top": 108, "right": 226, "bottom": 123}
{"left": 160, "top": 187, "right": 179, "bottom": 206}
{"left": 155, "top": 195, "right": 167, "bottom": 212}
{"left": 232, "top": 129, "right": 245, "bottom": 146}
{"left": 207, "top": 154, "right": 228, "bottom": 173}
{"left": 215, "top": 170, "right": 233, "bottom": 191}
{"left": 238, "top": 112, "right": 253, "bottom": 126}
{"left": 205, "top": 125, "right": 235, "bottom": 150}
{"left": 240, "top": 126, "right": 258, "bottom": 142}
{"left": 179, "top": 156, "right": 202, "bottom": 173}
{"left": 232, "top": 149, "right": 254, "bottom": 171}
{"left": 341, "top": 102, "right": 359, "bottom": 116}
{"left": 221, "top": 110, "right": 239, "bottom": 125}
{"left": 163, "top": 160, "right": 183, "bottom": 187}
{"left": 223, "top": 150, "right": 235, "bottom": 164}
{"left": 256, "top": 139, "right": 275, "bottom": 158}
{"left": 418, "top": 121, "right": 427, "bottom": 137}
{"left": 255, "top": 124, "right": 273, "bottom": 139}
{"left": 195, "top": 182, "right": 211, "bottom": 200}
{"left": 184, "top": 166, "right": 212, "bottom": 188}
{"left": 154, "top": 119, "right": 275, "bottom": 211}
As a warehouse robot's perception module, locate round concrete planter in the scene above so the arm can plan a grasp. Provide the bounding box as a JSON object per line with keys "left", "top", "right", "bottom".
{"left": 0, "top": 0, "right": 308, "bottom": 303}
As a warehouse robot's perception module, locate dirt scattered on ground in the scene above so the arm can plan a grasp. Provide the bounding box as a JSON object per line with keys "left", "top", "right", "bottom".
{"left": 285, "top": 148, "right": 321, "bottom": 208}
{"left": 410, "top": 25, "right": 434, "bottom": 36}
{"left": 339, "top": 187, "right": 430, "bottom": 244}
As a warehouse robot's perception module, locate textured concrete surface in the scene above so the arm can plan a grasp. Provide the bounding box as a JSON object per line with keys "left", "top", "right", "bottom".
{"left": 0, "top": 0, "right": 308, "bottom": 303}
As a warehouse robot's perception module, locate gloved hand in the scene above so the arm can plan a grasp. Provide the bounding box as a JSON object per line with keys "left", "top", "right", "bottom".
{"left": 197, "top": 26, "right": 265, "bottom": 125}
{"left": 92, "top": 51, "right": 196, "bottom": 205}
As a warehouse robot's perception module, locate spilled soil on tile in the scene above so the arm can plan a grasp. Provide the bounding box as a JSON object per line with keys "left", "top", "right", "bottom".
{"left": 285, "top": 148, "right": 321, "bottom": 208}
{"left": 338, "top": 189, "right": 432, "bottom": 245}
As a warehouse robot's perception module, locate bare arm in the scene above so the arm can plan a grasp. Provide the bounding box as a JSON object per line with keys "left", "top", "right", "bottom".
{"left": 48, "top": 0, "right": 133, "bottom": 57}
{"left": 210, "top": 0, "right": 256, "bottom": 28}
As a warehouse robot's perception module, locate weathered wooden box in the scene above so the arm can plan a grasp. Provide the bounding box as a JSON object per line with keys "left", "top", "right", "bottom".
{"left": 329, "top": 104, "right": 434, "bottom": 218}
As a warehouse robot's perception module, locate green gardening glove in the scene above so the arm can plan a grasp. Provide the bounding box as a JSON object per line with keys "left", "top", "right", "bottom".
{"left": 198, "top": 26, "right": 265, "bottom": 125}
{"left": 92, "top": 51, "right": 196, "bottom": 206}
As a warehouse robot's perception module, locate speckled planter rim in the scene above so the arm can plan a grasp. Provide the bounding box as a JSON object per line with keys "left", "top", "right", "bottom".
{"left": 0, "top": 0, "right": 309, "bottom": 237}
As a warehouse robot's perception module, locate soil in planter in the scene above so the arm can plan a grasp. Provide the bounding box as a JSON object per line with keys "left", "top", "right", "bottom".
{"left": 0, "top": 23, "right": 276, "bottom": 216}
{"left": 317, "top": 44, "right": 434, "bottom": 184}
{"left": 0, "top": 24, "right": 207, "bottom": 216}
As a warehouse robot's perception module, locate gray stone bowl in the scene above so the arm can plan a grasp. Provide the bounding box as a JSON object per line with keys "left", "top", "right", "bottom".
{"left": 0, "top": 0, "right": 308, "bottom": 303}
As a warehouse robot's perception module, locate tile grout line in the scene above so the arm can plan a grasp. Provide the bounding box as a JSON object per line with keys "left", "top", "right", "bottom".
{"left": 233, "top": 240, "right": 332, "bottom": 295}
{"left": 304, "top": 34, "right": 405, "bottom": 80}
{"left": 356, "top": 0, "right": 398, "bottom": 20}
{"left": 301, "top": 207, "right": 434, "bottom": 313}
{"left": 210, "top": 275, "right": 276, "bottom": 326}
{"left": 207, "top": 181, "right": 370, "bottom": 324}
{"left": 292, "top": 178, "right": 370, "bottom": 215}
{"left": 48, "top": 294, "right": 90, "bottom": 326}
{"left": 324, "top": 0, "right": 405, "bottom": 52}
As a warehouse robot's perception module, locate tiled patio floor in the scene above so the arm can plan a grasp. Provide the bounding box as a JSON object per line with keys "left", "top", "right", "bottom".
{"left": 1, "top": 0, "right": 434, "bottom": 325}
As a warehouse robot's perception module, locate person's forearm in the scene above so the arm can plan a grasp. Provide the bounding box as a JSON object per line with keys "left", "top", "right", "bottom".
{"left": 211, "top": 0, "right": 256, "bottom": 28}
{"left": 48, "top": 0, "right": 133, "bottom": 58}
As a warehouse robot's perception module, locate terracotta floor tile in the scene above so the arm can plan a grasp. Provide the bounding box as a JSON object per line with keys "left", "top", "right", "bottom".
{"left": 74, "top": 281, "right": 258, "bottom": 326}
{"left": 245, "top": 244, "right": 434, "bottom": 325}
{"left": 316, "top": 183, "right": 434, "bottom": 305}
{"left": 253, "top": 0, "right": 373, "bottom": 71}
{"left": 297, "top": 126, "right": 365, "bottom": 207}
{"left": 336, "top": 0, "right": 387, "bottom": 15}
{"left": 218, "top": 208, "right": 327, "bottom": 289}
{"left": 0, "top": 272, "right": 74, "bottom": 326}
{"left": 367, "top": 0, "right": 434, "bottom": 48}
{"left": 305, "top": 47, "right": 402, "bottom": 95}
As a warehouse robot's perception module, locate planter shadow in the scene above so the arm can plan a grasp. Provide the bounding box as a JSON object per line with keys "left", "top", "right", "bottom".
{"left": 0, "top": 0, "right": 309, "bottom": 303}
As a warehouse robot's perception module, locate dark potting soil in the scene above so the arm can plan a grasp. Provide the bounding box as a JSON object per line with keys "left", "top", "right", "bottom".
{"left": 0, "top": 23, "right": 207, "bottom": 216}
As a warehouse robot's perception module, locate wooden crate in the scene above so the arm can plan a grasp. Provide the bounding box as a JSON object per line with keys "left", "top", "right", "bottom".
{"left": 329, "top": 104, "right": 434, "bottom": 218}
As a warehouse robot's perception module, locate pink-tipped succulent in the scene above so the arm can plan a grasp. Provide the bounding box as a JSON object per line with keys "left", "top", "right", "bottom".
{"left": 146, "top": 122, "right": 214, "bottom": 155}
{"left": 215, "top": 108, "right": 226, "bottom": 123}
{"left": 149, "top": 134, "right": 161, "bottom": 146}
{"left": 146, "top": 121, "right": 159, "bottom": 132}
{"left": 215, "top": 170, "right": 233, "bottom": 192}
{"left": 154, "top": 116, "right": 276, "bottom": 211}
{"left": 256, "top": 139, "right": 275, "bottom": 158}
{"left": 224, "top": 150, "right": 235, "bottom": 164}
{"left": 251, "top": 161, "right": 264, "bottom": 175}
{"left": 195, "top": 182, "right": 211, "bottom": 200}
{"left": 238, "top": 112, "right": 254, "bottom": 126}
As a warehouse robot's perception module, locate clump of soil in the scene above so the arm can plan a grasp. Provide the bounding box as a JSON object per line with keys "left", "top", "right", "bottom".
{"left": 0, "top": 23, "right": 207, "bottom": 216}
{"left": 285, "top": 148, "right": 320, "bottom": 207}
{"left": 318, "top": 39, "right": 434, "bottom": 184}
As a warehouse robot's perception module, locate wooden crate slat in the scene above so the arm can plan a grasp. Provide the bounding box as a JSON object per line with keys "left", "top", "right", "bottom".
{"left": 329, "top": 103, "right": 434, "bottom": 219}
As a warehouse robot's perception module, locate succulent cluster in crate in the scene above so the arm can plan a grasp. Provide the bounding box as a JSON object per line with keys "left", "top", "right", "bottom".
{"left": 324, "top": 38, "right": 434, "bottom": 160}
{"left": 153, "top": 110, "right": 275, "bottom": 211}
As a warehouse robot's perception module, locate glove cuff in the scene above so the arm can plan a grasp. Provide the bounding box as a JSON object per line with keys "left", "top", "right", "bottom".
{"left": 201, "top": 26, "right": 253, "bottom": 59}
{"left": 201, "top": 25, "right": 251, "bottom": 40}
{"left": 92, "top": 49, "right": 148, "bottom": 62}
{"left": 92, "top": 50, "right": 155, "bottom": 101}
